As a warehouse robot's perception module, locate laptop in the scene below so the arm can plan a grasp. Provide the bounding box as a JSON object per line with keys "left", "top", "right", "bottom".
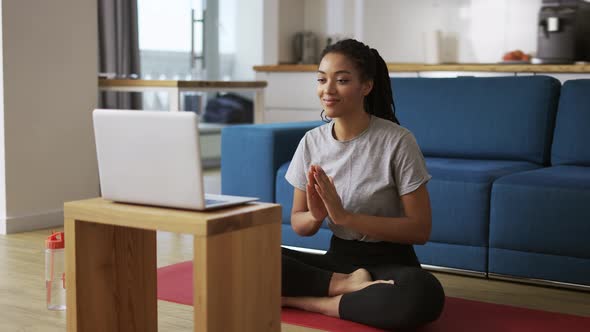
{"left": 92, "top": 109, "right": 258, "bottom": 210}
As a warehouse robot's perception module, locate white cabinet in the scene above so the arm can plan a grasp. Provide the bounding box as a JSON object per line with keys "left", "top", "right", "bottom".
{"left": 418, "top": 71, "right": 515, "bottom": 78}
{"left": 257, "top": 71, "right": 321, "bottom": 123}
{"left": 260, "top": 72, "right": 319, "bottom": 109}
{"left": 390, "top": 72, "right": 419, "bottom": 78}
{"left": 264, "top": 108, "right": 321, "bottom": 123}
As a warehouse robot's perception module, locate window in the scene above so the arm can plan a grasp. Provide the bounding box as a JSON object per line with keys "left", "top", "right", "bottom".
{"left": 137, "top": 0, "right": 237, "bottom": 110}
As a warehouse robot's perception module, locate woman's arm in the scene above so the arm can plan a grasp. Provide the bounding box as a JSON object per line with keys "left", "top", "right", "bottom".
{"left": 290, "top": 188, "right": 325, "bottom": 236}
{"left": 312, "top": 166, "right": 432, "bottom": 244}
{"left": 290, "top": 166, "right": 329, "bottom": 236}
{"left": 336, "top": 184, "right": 432, "bottom": 244}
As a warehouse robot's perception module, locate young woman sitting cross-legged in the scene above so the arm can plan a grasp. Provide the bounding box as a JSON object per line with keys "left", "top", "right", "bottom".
{"left": 281, "top": 39, "right": 446, "bottom": 331}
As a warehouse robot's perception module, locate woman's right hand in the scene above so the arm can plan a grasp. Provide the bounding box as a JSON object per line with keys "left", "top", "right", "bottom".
{"left": 306, "top": 165, "right": 328, "bottom": 222}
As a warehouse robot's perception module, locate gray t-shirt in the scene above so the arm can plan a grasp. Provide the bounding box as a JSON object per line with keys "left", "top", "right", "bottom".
{"left": 285, "top": 115, "right": 431, "bottom": 242}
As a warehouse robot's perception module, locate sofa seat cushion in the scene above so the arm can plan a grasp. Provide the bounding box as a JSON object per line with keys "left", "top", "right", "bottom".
{"left": 490, "top": 166, "right": 590, "bottom": 285}
{"left": 417, "top": 158, "right": 541, "bottom": 272}
{"left": 425, "top": 157, "right": 541, "bottom": 246}
{"left": 490, "top": 165, "right": 590, "bottom": 258}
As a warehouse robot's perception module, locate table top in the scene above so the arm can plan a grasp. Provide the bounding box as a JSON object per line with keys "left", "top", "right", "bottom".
{"left": 64, "top": 198, "right": 280, "bottom": 236}
{"left": 98, "top": 78, "right": 268, "bottom": 89}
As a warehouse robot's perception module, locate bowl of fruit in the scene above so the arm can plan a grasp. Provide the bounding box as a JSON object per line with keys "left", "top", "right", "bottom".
{"left": 501, "top": 50, "right": 532, "bottom": 64}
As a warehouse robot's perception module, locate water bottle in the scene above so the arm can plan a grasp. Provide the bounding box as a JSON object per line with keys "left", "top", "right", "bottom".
{"left": 45, "top": 231, "right": 66, "bottom": 310}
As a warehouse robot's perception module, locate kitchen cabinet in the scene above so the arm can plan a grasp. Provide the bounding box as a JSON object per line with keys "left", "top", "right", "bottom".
{"left": 417, "top": 71, "right": 514, "bottom": 78}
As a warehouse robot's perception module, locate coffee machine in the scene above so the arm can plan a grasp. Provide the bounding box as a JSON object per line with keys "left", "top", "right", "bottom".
{"left": 536, "top": 0, "right": 590, "bottom": 63}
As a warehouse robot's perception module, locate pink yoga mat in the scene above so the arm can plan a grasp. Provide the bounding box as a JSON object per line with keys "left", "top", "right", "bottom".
{"left": 157, "top": 261, "right": 590, "bottom": 332}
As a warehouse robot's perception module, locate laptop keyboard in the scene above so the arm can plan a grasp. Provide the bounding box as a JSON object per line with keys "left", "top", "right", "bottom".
{"left": 205, "top": 198, "right": 228, "bottom": 205}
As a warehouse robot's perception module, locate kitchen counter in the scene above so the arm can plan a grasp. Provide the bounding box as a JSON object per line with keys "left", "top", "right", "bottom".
{"left": 253, "top": 63, "right": 590, "bottom": 73}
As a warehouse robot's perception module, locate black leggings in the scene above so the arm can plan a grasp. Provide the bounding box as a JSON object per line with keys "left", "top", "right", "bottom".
{"left": 282, "top": 236, "right": 445, "bottom": 330}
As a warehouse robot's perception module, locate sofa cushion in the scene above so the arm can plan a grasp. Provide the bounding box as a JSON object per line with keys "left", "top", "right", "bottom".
{"left": 419, "top": 157, "right": 541, "bottom": 272}
{"left": 490, "top": 166, "right": 590, "bottom": 285}
{"left": 551, "top": 79, "right": 590, "bottom": 166}
{"left": 425, "top": 157, "right": 541, "bottom": 246}
{"left": 392, "top": 76, "right": 560, "bottom": 164}
{"left": 490, "top": 166, "right": 590, "bottom": 257}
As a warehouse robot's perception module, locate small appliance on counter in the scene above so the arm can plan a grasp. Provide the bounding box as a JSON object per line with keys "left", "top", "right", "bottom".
{"left": 535, "top": 0, "right": 590, "bottom": 63}
{"left": 292, "top": 31, "right": 318, "bottom": 64}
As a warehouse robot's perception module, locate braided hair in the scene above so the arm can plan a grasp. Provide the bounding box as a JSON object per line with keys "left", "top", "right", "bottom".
{"left": 320, "top": 39, "right": 399, "bottom": 125}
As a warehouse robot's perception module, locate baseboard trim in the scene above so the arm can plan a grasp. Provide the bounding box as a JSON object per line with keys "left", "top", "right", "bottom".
{"left": 2, "top": 209, "right": 64, "bottom": 234}
{"left": 488, "top": 273, "right": 590, "bottom": 292}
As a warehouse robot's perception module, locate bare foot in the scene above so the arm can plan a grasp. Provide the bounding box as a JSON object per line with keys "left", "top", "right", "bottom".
{"left": 329, "top": 268, "right": 394, "bottom": 296}
{"left": 282, "top": 295, "right": 342, "bottom": 317}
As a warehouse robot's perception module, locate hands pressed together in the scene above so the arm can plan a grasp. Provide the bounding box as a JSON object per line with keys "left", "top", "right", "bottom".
{"left": 306, "top": 165, "right": 349, "bottom": 225}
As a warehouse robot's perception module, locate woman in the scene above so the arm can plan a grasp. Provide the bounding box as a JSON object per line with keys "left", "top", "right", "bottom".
{"left": 282, "top": 39, "right": 445, "bottom": 330}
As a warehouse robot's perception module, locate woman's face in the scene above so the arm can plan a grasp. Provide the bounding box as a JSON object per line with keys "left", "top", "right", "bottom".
{"left": 317, "top": 52, "right": 373, "bottom": 119}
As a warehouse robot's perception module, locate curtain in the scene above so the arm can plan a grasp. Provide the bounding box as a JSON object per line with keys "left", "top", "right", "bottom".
{"left": 98, "top": 0, "right": 142, "bottom": 109}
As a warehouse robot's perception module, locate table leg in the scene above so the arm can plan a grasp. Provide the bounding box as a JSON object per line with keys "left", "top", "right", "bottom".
{"left": 193, "top": 221, "right": 281, "bottom": 332}
{"left": 65, "top": 219, "right": 157, "bottom": 332}
{"left": 254, "top": 89, "right": 265, "bottom": 123}
{"left": 169, "top": 87, "right": 180, "bottom": 111}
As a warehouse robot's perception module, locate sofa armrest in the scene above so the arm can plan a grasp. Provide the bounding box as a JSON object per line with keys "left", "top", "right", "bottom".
{"left": 221, "top": 121, "right": 322, "bottom": 202}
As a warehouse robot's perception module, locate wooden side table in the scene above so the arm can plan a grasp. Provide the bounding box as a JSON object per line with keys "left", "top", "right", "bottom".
{"left": 64, "top": 198, "right": 281, "bottom": 332}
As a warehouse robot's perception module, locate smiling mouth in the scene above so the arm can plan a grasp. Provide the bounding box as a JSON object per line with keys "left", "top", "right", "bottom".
{"left": 323, "top": 99, "right": 340, "bottom": 105}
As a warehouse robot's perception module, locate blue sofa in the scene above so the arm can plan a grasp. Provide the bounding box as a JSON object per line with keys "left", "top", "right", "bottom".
{"left": 221, "top": 76, "right": 590, "bottom": 287}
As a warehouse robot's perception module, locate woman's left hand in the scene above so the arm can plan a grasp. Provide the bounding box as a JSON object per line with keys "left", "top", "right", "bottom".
{"left": 312, "top": 165, "right": 349, "bottom": 225}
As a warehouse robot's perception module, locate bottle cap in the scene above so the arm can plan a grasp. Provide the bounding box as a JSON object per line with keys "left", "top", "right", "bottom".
{"left": 46, "top": 231, "right": 65, "bottom": 249}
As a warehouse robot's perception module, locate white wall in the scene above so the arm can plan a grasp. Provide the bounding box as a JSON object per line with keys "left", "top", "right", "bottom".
{"left": 283, "top": 0, "right": 542, "bottom": 64}
{"left": 262, "top": 0, "right": 279, "bottom": 65}
{"left": 0, "top": 1, "right": 5, "bottom": 234}
{"left": 302, "top": 0, "right": 361, "bottom": 58}
{"left": 233, "top": 0, "right": 281, "bottom": 79}
{"left": 303, "top": 0, "right": 325, "bottom": 42}
{"left": 1, "top": 0, "right": 99, "bottom": 233}
{"left": 232, "top": 0, "right": 263, "bottom": 80}
{"left": 278, "top": 0, "right": 304, "bottom": 63}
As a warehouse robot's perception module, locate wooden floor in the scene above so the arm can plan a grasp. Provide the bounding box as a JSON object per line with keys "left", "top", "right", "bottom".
{"left": 1, "top": 228, "right": 588, "bottom": 332}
